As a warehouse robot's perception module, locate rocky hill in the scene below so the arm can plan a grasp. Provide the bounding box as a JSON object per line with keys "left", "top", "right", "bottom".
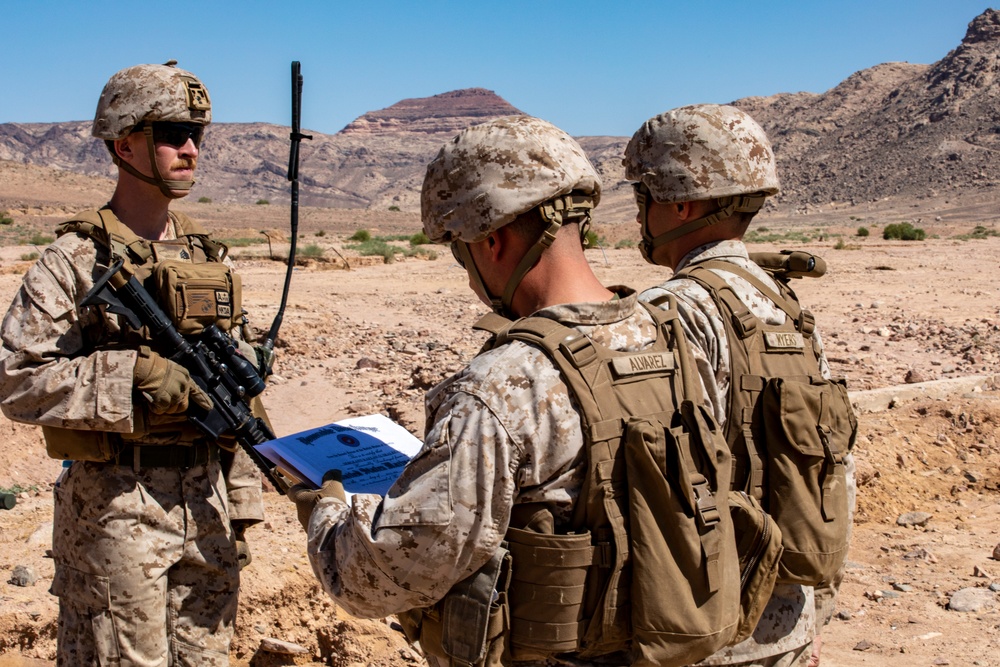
{"left": 2, "top": 9, "right": 1000, "bottom": 217}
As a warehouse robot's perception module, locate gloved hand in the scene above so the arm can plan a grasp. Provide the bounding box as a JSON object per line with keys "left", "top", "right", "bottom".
{"left": 287, "top": 470, "right": 346, "bottom": 531}
{"left": 232, "top": 520, "right": 253, "bottom": 570}
{"left": 133, "top": 346, "right": 212, "bottom": 415}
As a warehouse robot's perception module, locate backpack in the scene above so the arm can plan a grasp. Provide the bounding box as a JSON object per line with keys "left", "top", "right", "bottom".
{"left": 474, "top": 299, "right": 744, "bottom": 667}
{"left": 668, "top": 253, "right": 858, "bottom": 588}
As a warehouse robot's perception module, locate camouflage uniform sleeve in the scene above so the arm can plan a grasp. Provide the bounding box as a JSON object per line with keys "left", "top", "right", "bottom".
{"left": 304, "top": 389, "right": 518, "bottom": 619}
{"left": 0, "top": 238, "right": 136, "bottom": 431}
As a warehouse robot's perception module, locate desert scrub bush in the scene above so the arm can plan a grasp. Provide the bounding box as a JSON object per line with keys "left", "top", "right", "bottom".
{"left": 20, "top": 252, "right": 39, "bottom": 261}
{"left": 955, "top": 225, "right": 1000, "bottom": 240}
{"left": 834, "top": 239, "right": 846, "bottom": 250}
{"left": 349, "top": 229, "right": 371, "bottom": 242}
{"left": 315, "top": 230, "right": 326, "bottom": 237}
{"left": 299, "top": 243, "right": 325, "bottom": 259}
{"left": 409, "top": 231, "right": 431, "bottom": 246}
{"left": 414, "top": 246, "right": 438, "bottom": 260}
{"left": 197, "top": 196, "right": 212, "bottom": 204}
{"left": 28, "top": 233, "right": 54, "bottom": 246}
{"left": 745, "top": 229, "right": 813, "bottom": 244}
{"left": 581, "top": 229, "right": 602, "bottom": 249}
{"left": 856, "top": 226, "right": 869, "bottom": 237}
{"left": 218, "top": 237, "right": 267, "bottom": 247}
{"left": 255, "top": 199, "right": 270, "bottom": 206}
{"left": 388, "top": 205, "right": 401, "bottom": 212}
{"left": 883, "top": 222, "right": 926, "bottom": 241}
{"left": 346, "top": 238, "right": 399, "bottom": 263}
{"left": 615, "top": 239, "right": 636, "bottom": 249}
{"left": 0, "top": 211, "right": 13, "bottom": 225}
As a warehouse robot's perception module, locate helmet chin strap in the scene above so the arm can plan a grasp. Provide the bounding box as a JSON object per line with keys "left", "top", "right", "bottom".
{"left": 112, "top": 125, "right": 195, "bottom": 199}
{"left": 636, "top": 182, "right": 767, "bottom": 265}
{"left": 458, "top": 194, "right": 596, "bottom": 319}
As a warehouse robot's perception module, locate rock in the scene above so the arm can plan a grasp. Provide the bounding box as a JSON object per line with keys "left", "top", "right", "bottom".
{"left": 258, "top": 637, "right": 310, "bottom": 655}
{"left": 990, "top": 583, "right": 1000, "bottom": 593}
{"left": 904, "top": 369, "right": 926, "bottom": 383}
{"left": 964, "top": 470, "right": 983, "bottom": 483}
{"left": 836, "top": 609, "right": 852, "bottom": 621}
{"left": 9, "top": 565, "right": 38, "bottom": 587}
{"left": 27, "top": 521, "right": 52, "bottom": 546}
{"left": 853, "top": 639, "right": 873, "bottom": 651}
{"left": 897, "top": 511, "right": 933, "bottom": 527}
{"left": 893, "top": 583, "right": 913, "bottom": 592}
{"left": 355, "top": 357, "right": 381, "bottom": 370}
{"left": 933, "top": 658, "right": 951, "bottom": 665}
{"left": 903, "top": 548, "right": 938, "bottom": 563}
{"left": 948, "top": 587, "right": 997, "bottom": 612}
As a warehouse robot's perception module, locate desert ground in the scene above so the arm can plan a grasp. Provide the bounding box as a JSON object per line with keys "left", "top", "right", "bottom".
{"left": 0, "top": 180, "right": 999, "bottom": 666}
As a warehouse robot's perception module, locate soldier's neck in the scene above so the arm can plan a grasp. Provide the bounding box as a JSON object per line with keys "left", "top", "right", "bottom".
{"left": 107, "top": 183, "right": 173, "bottom": 241}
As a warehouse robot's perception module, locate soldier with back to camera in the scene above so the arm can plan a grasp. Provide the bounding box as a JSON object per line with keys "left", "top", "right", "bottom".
{"left": 289, "top": 115, "right": 751, "bottom": 667}
{"left": 624, "top": 104, "right": 858, "bottom": 667}
{"left": 0, "top": 61, "right": 268, "bottom": 666}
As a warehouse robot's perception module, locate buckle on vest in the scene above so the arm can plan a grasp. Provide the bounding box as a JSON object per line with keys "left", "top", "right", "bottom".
{"left": 799, "top": 310, "right": 816, "bottom": 335}
{"left": 731, "top": 310, "right": 757, "bottom": 338}
{"left": 692, "top": 478, "right": 721, "bottom": 527}
{"left": 561, "top": 334, "right": 597, "bottom": 367}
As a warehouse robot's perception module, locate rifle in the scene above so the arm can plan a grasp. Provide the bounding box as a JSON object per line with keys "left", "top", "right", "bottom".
{"left": 82, "top": 258, "right": 287, "bottom": 491}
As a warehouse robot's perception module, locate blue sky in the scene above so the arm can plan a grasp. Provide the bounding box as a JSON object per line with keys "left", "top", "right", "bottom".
{"left": 0, "top": 1, "right": 992, "bottom": 137}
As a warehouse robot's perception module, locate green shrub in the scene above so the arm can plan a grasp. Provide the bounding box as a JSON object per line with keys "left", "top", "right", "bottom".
{"left": 582, "top": 229, "right": 601, "bottom": 249}
{"left": 834, "top": 239, "right": 846, "bottom": 250}
{"left": 299, "top": 243, "right": 325, "bottom": 259}
{"left": 856, "top": 226, "right": 869, "bottom": 237}
{"left": 20, "top": 252, "right": 39, "bottom": 261}
{"left": 315, "top": 230, "right": 326, "bottom": 237}
{"left": 883, "top": 222, "right": 926, "bottom": 241}
{"left": 218, "top": 237, "right": 267, "bottom": 247}
{"left": 409, "top": 231, "right": 430, "bottom": 246}
{"left": 197, "top": 196, "right": 212, "bottom": 204}
{"left": 349, "top": 229, "right": 371, "bottom": 242}
{"left": 255, "top": 199, "right": 270, "bottom": 206}
{"left": 29, "top": 234, "right": 54, "bottom": 246}
{"left": 388, "top": 205, "right": 401, "bottom": 212}
{"left": 745, "top": 229, "right": 813, "bottom": 244}
{"left": 956, "top": 225, "right": 1000, "bottom": 240}
{"left": 615, "top": 239, "right": 636, "bottom": 249}
{"left": 0, "top": 211, "right": 14, "bottom": 225}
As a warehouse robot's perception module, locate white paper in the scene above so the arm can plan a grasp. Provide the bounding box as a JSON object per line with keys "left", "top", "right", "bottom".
{"left": 256, "top": 414, "right": 422, "bottom": 499}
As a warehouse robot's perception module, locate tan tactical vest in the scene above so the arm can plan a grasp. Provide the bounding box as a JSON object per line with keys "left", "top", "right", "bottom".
{"left": 666, "top": 258, "right": 857, "bottom": 587}
{"left": 400, "top": 300, "right": 749, "bottom": 667}
{"left": 42, "top": 207, "right": 240, "bottom": 461}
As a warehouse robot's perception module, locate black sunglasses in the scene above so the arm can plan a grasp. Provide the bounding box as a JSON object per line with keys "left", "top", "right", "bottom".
{"left": 133, "top": 121, "right": 204, "bottom": 148}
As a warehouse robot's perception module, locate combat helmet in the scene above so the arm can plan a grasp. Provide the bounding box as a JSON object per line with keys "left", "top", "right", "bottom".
{"left": 623, "top": 104, "right": 779, "bottom": 264}
{"left": 422, "top": 115, "right": 601, "bottom": 316}
{"left": 93, "top": 60, "right": 211, "bottom": 198}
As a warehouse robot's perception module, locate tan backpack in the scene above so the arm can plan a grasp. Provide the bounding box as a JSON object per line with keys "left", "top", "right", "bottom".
{"left": 669, "top": 255, "right": 858, "bottom": 588}
{"left": 478, "top": 299, "right": 742, "bottom": 666}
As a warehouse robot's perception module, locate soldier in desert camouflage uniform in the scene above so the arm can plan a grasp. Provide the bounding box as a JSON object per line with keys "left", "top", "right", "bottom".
{"left": 289, "top": 116, "right": 708, "bottom": 666}
{"left": 623, "top": 104, "right": 857, "bottom": 667}
{"left": 0, "top": 61, "right": 265, "bottom": 666}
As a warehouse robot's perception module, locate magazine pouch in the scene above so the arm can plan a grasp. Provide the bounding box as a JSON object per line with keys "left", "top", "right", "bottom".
{"left": 760, "top": 376, "right": 856, "bottom": 586}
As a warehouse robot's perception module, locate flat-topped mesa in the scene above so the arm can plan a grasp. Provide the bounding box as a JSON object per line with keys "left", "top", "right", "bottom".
{"left": 338, "top": 88, "right": 525, "bottom": 136}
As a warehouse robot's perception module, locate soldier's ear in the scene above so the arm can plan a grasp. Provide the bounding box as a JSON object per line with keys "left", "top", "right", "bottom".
{"left": 113, "top": 137, "right": 134, "bottom": 162}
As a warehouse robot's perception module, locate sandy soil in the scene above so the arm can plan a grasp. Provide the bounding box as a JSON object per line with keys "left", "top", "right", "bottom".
{"left": 0, "top": 202, "right": 998, "bottom": 666}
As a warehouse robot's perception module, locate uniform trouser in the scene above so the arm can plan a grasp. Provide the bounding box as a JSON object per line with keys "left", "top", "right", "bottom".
{"left": 51, "top": 459, "right": 239, "bottom": 666}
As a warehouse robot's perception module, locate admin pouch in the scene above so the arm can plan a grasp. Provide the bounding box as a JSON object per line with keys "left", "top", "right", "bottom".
{"left": 727, "top": 490, "right": 783, "bottom": 644}
{"left": 669, "top": 256, "right": 858, "bottom": 588}
{"left": 152, "top": 259, "right": 241, "bottom": 336}
{"left": 447, "top": 298, "right": 746, "bottom": 667}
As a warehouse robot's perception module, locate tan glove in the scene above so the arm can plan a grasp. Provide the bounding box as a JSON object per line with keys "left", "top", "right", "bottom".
{"left": 133, "top": 346, "right": 213, "bottom": 415}
{"left": 287, "top": 470, "right": 346, "bottom": 531}
{"left": 232, "top": 520, "right": 253, "bottom": 570}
